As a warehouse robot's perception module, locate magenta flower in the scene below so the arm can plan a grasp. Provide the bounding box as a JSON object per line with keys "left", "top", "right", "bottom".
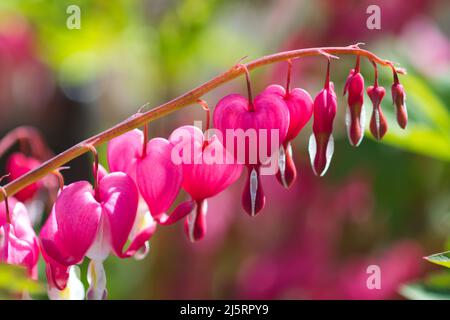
{"left": 262, "top": 84, "right": 313, "bottom": 188}
{"left": 40, "top": 172, "right": 155, "bottom": 299}
{"left": 169, "top": 125, "right": 242, "bottom": 241}
{"left": 213, "top": 91, "right": 289, "bottom": 216}
{"left": 343, "top": 59, "right": 365, "bottom": 147}
{"left": 0, "top": 197, "right": 39, "bottom": 279}
{"left": 107, "top": 129, "right": 194, "bottom": 224}
{"left": 308, "top": 62, "right": 337, "bottom": 176}
{"left": 6, "top": 153, "right": 41, "bottom": 202}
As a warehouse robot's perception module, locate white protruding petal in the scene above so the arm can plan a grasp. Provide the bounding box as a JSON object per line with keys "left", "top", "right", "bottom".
{"left": 355, "top": 104, "right": 366, "bottom": 146}
{"left": 187, "top": 204, "right": 197, "bottom": 243}
{"left": 48, "top": 266, "right": 85, "bottom": 300}
{"left": 87, "top": 260, "right": 107, "bottom": 300}
{"left": 278, "top": 146, "right": 287, "bottom": 188}
{"left": 321, "top": 134, "right": 334, "bottom": 177}
{"left": 345, "top": 105, "right": 366, "bottom": 147}
{"left": 250, "top": 168, "right": 258, "bottom": 217}
{"left": 308, "top": 134, "right": 317, "bottom": 176}
{"left": 134, "top": 242, "right": 149, "bottom": 261}
{"left": 286, "top": 142, "right": 293, "bottom": 158}
{"left": 345, "top": 106, "right": 351, "bottom": 143}
{"left": 86, "top": 216, "right": 111, "bottom": 262}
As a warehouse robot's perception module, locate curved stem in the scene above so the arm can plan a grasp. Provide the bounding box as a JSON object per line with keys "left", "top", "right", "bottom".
{"left": 0, "top": 126, "right": 53, "bottom": 161}
{"left": 0, "top": 45, "right": 404, "bottom": 202}
{"left": 285, "top": 59, "right": 292, "bottom": 95}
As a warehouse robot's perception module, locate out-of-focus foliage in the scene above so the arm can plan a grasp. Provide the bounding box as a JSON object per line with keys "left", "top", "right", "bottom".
{"left": 0, "top": 264, "right": 43, "bottom": 298}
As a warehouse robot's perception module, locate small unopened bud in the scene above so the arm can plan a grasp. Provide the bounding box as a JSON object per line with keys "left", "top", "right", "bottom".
{"left": 391, "top": 81, "right": 408, "bottom": 129}
{"left": 344, "top": 69, "right": 365, "bottom": 147}
{"left": 367, "top": 85, "right": 388, "bottom": 140}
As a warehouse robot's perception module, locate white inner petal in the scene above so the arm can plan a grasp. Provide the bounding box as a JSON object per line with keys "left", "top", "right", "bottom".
{"left": 321, "top": 134, "right": 334, "bottom": 177}
{"left": 278, "top": 145, "right": 287, "bottom": 188}
{"left": 87, "top": 260, "right": 107, "bottom": 300}
{"left": 250, "top": 168, "right": 258, "bottom": 217}
{"left": 308, "top": 134, "right": 317, "bottom": 176}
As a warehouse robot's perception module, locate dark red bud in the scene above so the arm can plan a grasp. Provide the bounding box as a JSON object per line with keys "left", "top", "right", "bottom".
{"left": 276, "top": 143, "right": 297, "bottom": 188}
{"left": 184, "top": 200, "right": 207, "bottom": 242}
{"left": 242, "top": 166, "right": 265, "bottom": 216}
{"left": 391, "top": 82, "right": 408, "bottom": 129}
{"left": 367, "top": 85, "right": 388, "bottom": 140}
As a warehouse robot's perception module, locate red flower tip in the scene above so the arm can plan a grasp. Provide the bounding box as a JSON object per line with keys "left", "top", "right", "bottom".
{"left": 391, "top": 82, "right": 408, "bottom": 129}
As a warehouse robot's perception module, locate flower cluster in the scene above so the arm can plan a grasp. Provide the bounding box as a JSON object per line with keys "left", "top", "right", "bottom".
{"left": 0, "top": 49, "right": 407, "bottom": 299}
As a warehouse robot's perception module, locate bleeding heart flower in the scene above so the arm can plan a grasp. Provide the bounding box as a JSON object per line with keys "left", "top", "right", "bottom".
{"left": 262, "top": 84, "right": 313, "bottom": 188}
{"left": 107, "top": 129, "right": 194, "bottom": 224}
{"left": 391, "top": 74, "right": 408, "bottom": 129}
{"left": 367, "top": 85, "right": 388, "bottom": 140}
{"left": 0, "top": 197, "right": 39, "bottom": 279}
{"left": 308, "top": 62, "right": 337, "bottom": 177}
{"left": 213, "top": 91, "right": 289, "bottom": 216}
{"left": 6, "top": 153, "right": 41, "bottom": 202}
{"left": 169, "top": 125, "right": 242, "bottom": 241}
{"left": 343, "top": 60, "right": 366, "bottom": 147}
{"left": 40, "top": 172, "right": 155, "bottom": 299}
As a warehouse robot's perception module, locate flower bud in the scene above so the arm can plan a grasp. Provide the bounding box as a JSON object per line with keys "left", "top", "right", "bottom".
{"left": 308, "top": 81, "right": 337, "bottom": 177}
{"left": 367, "top": 85, "right": 388, "bottom": 140}
{"left": 391, "top": 81, "right": 408, "bottom": 129}
{"left": 344, "top": 69, "right": 365, "bottom": 146}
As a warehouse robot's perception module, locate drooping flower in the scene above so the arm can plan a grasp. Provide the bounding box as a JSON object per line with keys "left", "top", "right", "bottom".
{"left": 262, "top": 82, "right": 313, "bottom": 188}
{"left": 308, "top": 60, "right": 337, "bottom": 176}
{"left": 107, "top": 129, "right": 194, "bottom": 225}
{"left": 6, "top": 153, "right": 41, "bottom": 202}
{"left": 0, "top": 197, "right": 39, "bottom": 279}
{"left": 169, "top": 125, "right": 242, "bottom": 241}
{"left": 213, "top": 74, "right": 289, "bottom": 216}
{"left": 391, "top": 72, "right": 408, "bottom": 129}
{"left": 343, "top": 57, "right": 366, "bottom": 147}
{"left": 40, "top": 171, "right": 155, "bottom": 299}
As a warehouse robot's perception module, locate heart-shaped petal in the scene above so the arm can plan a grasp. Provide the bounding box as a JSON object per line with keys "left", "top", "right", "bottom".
{"left": 136, "top": 138, "right": 183, "bottom": 221}
{"left": 107, "top": 129, "right": 143, "bottom": 182}
{"left": 169, "top": 125, "right": 242, "bottom": 201}
{"left": 263, "top": 84, "right": 313, "bottom": 143}
{"left": 99, "top": 172, "right": 139, "bottom": 258}
{"left": 213, "top": 93, "right": 289, "bottom": 165}
{"left": 55, "top": 181, "right": 102, "bottom": 265}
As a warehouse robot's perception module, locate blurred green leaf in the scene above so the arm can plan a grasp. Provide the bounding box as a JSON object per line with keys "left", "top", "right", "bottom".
{"left": 0, "top": 264, "right": 44, "bottom": 296}
{"left": 425, "top": 251, "right": 450, "bottom": 269}
{"left": 400, "top": 283, "right": 450, "bottom": 300}
{"left": 400, "top": 271, "right": 450, "bottom": 300}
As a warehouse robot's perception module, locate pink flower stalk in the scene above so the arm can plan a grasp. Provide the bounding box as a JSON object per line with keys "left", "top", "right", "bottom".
{"left": 343, "top": 58, "right": 366, "bottom": 147}
{"left": 391, "top": 72, "right": 408, "bottom": 129}
{"left": 40, "top": 171, "right": 155, "bottom": 299}
{"left": 107, "top": 129, "right": 195, "bottom": 225}
{"left": 0, "top": 197, "right": 39, "bottom": 279}
{"left": 367, "top": 85, "right": 388, "bottom": 140}
{"left": 262, "top": 82, "right": 313, "bottom": 188}
{"left": 213, "top": 84, "right": 289, "bottom": 216}
{"left": 6, "top": 152, "right": 41, "bottom": 202}
{"left": 169, "top": 125, "right": 242, "bottom": 242}
{"left": 308, "top": 61, "right": 337, "bottom": 177}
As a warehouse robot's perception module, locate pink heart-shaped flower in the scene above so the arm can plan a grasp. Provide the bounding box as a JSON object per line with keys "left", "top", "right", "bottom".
{"left": 213, "top": 91, "right": 289, "bottom": 216}
{"left": 169, "top": 125, "right": 242, "bottom": 241}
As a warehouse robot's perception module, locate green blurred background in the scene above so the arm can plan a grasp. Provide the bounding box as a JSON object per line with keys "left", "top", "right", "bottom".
{"left": 0, "top": 0, "right": 449, "bottom": 299}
